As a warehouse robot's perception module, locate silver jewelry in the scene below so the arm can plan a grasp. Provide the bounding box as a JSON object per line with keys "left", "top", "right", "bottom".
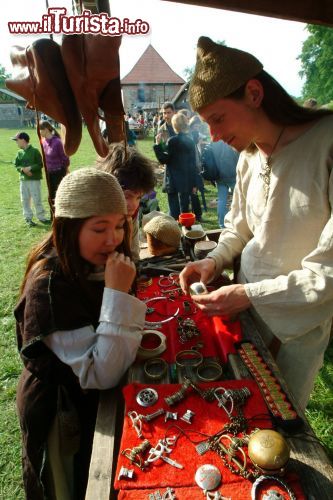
{"left": 180, "top": 409, "right": 195, "bottom": 424}
{"left": 144, "top": 296, "right": 180, "bottom": 326}
{"left": 165, "top": 411, "right": 178, "bottom": 422}
{"left": 118, "top": 466, "right": 134, "bottom": 480}
{"left": 189, "top": 281, "right": 208, "bottom": 295}
{"left": 195, "top": 464, "right": 221, "bottom": 491}
{"left": 137, "top": 330, "right": 167, "bottom": 359}
{"left": 251, "top": 475, "right": 297, "bottom": 500}
{"left": 136, "top": 388, "right": 158, "bottom": 407}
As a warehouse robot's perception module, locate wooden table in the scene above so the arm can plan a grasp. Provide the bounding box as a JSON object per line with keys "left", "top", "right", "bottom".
{"left": 85, "top": 254, "right": 333, "bottom": 500}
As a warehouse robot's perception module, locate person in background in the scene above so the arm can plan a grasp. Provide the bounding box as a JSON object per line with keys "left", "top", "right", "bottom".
{"left": 97, "top": 144, "right": 156, "bottom": 261}
{"left": 208, "top": 140, "right": 239, "bottom": 227}
{"left": 154, "top": 112, "right": 198, "bottom": 219}
{"left": 156, "top": 101, "right": 176, "bottom": 149}
{"left": 189, "top": 114, "right": 208, "bottom": 212}
{"left": 12, "top": 131, "right": 49, "bottom": 227}
{"left": 39, "top": 120, "right": 70, "bottom": 204}
{"left": 180, "top": 36, "right": 333, "bottom": 410}
{"left": 15, "top": 168, "right": 146, "bottom": 499}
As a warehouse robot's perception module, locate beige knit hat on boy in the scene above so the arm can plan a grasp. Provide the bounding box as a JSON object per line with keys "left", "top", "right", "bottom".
{"left": 55, "top": 167, "right": 127, "bottom": 218}
{"left": 189, "top": 36, "right": 263, "bottom": 112}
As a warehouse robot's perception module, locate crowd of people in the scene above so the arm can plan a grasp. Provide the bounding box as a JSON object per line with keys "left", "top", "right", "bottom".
{"left": 10, "top": 35, "right": 333, "bottom": 500}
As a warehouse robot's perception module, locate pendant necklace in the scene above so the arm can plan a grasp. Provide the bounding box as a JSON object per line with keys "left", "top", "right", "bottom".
{"left": 259, "top": 126, "right": 285, "bottom": 202}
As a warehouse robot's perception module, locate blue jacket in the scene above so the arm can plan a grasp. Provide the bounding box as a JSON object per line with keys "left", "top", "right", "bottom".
{"left": 154, "top": 132, "right": 197, "bottom": 193}
{"left": 211, "top": 141, "right": 239, "bottom": 186}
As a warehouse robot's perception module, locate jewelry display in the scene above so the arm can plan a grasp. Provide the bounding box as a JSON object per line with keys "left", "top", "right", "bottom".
{"left": 238, "top": 342, "right": 299, "bottom": 424}
{"left": 137, "top": 276, "right": 153, "bottom": 289}
{"left": 144, "top": 296, "right": 180, "bottom": 323}
{"left": 177, "top": 317, "right": 201, "bottom": 344}
{"left": 145, "top": 436, "right": 183, "bottom": 469}
{"left": 189, "top": 281, "right": 208, "bottom": 295}
{"left": 136, "top": 388, "right": 159, "bottom": 407}
{"left": 165, "top": 411, "right": 178, "bottom": 422}
{"left": 164, "top": 377, "right": 192, "bottom": 406}
{"left": 195, "top": 464, "right": 221, "bottom": 491}
{"left": 128, "top": 408, "right": 165, "bottom": 439}
{"left": 180, "top": 409, "right": 195, "bottom": 424}
{"left": 251, "top": 475, "right": 296, "bottom": 500}
{"left": 197, "top": 361, "right": 223, "bottom": 382}
{"left": 148, "top": 487, "right": 176, "bottom": 500}
{"left": 121, "top": 439, "right": 151, "bottom": 470}
{"left": 137, "top": 331, "right": 167, "bottom": 360}
{"left": 118, "top": 466, "right": 134, "bottom": 480}
{"left": 214, "top": 387, "right": 251, "bottom": 418}
{"left": 175, "top": 349, "right": 203, "bottom": 368}
{"left": 161, "top": 287, "right": 184, "bottom": 298}
{"left": 205, "top": 492, "right": 230, "bottom": 500}
{"left": 247, "top": 429, "right": 290, "bottom": 474}
{"left": 144, "top": 358, "right": 168, "bottom": 380}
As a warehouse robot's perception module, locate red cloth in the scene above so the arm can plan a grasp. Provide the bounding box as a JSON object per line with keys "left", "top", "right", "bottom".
{"left": 118, "top": 473, "right": 305, "bottom": 499}
{"left": 137, "top": 277, "right": 242, "bottom": 364}
{"left": 114, "top": 380, "right": 273, "bottom": 491}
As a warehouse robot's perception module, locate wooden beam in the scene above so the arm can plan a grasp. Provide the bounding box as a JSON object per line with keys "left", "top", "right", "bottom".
{"left": 162, "top": 0, "right": 333, "bottom": 27}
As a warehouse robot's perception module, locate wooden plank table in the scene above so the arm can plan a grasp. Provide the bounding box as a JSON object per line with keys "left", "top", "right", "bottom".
{"left": 85, "top": 250, "right": 333, "bottom": 500}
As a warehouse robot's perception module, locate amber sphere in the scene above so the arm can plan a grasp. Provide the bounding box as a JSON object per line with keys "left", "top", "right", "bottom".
{"left": 248, "top": 429, "right": 290, "bottom": 471}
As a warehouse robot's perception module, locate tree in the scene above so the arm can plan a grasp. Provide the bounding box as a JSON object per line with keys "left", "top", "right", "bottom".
{"left": 0, "top": 65, "right": 11, "bottom": 88}
{"left": 298, "top": 25, "right": 333, "bottom": 105}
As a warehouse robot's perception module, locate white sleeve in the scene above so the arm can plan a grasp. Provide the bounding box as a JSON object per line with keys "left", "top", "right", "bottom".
{"left": 43, "top": 288, "right": 147, "bottom": 390}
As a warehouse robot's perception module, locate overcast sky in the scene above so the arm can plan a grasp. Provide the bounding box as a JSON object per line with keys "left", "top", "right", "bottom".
{"left": 1, "top": 0, "right": 309, "bottom": 97}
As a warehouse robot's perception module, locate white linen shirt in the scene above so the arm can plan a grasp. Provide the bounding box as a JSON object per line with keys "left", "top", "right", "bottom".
{"left": 43, "top": 288, "right": 146, "bottom": 390}
{"left": 208, "top": 115, "right": 333, "bottom": 408}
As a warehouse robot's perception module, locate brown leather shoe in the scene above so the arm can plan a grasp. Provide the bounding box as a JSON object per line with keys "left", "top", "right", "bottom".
{"left": 6, "top": 39, "right": 82, "bottom": 156}
{"left": 61, "top": 34, "right": 125, "bottom": 157}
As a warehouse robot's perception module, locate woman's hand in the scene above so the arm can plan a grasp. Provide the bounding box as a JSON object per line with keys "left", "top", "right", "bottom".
{"left": 179, "top": 258, "right": 216, "bottom": 293}
{"left": 105, "top": 251, "right": 136, "bottom": 292}
{"left": 191, "top": 284, "right": 251, "bottom": 316}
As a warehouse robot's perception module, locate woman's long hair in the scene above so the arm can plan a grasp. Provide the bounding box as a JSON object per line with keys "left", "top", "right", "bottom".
{"left": 230, "top": 70, "right": 333, "bottom": 126}
{"left": 39, "top": 120, "right": 61, "bottom": 138}
{"left": 19, "top": 217, "right": 132, "bottom": 296}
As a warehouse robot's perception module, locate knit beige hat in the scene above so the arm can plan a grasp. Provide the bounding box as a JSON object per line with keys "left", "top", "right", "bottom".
{"left": 189, "top": 36, "right": 263, "bottom": 112}
{"left": 55, "top": 167, "right": 127, "bottom": 218}
{"left": 144, "top": 215, "right": 181, "bottom": 249}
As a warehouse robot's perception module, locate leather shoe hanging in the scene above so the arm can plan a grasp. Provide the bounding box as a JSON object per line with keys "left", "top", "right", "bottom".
{"left": 6, "top": 39, "right": 82, "bottom": 156}
{"left": 61, "top": 34, "right": 125, "bottom": 157}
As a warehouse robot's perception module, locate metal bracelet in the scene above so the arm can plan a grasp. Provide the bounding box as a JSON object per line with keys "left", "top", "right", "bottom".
{"left": 137, "top": 330, "right": 167, "bottom": 360}
{"left": 175, "top": 349, "right": 203, "bottom": 368}
{"left": 197, "top": 360, "right": 223, "bottom": 382}
{"left": 251, "top": 475, "right": 297, "bottom": 500}
{"left": 144, "top": 357, "right": 168, "bottom": 380}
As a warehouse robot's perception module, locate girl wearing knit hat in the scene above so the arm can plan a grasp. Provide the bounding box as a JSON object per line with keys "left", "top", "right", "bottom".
{"left": 181, "top": 36, "right": 333, "bottom": 411}
{"left": 14, "top": 168, "right": 146, "bottom": 499}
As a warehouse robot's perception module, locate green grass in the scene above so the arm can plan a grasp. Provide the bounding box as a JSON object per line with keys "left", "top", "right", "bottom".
{"left": 0, "top": 129, "right": 332, "bottom": 498}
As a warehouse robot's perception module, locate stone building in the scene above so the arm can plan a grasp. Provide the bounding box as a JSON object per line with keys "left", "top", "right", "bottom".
{"left": 121, "top": 44, "right": 185, "bottom": 113}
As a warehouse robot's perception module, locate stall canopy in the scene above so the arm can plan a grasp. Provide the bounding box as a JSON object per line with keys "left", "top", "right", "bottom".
{"left": 163, "top": 0, "right": 333, "bottom": 27}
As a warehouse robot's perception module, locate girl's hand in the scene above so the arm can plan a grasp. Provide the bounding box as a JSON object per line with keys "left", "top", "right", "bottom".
{"left": 191, "top": 284, "right": 251, "bottom": 316}
{"left": 105, "top": 251, "right": 136, "bottom": 292}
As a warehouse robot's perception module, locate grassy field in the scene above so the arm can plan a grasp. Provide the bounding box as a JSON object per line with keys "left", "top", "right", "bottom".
{"left": 0, "top": 128, "right": 332, "bottom": 498}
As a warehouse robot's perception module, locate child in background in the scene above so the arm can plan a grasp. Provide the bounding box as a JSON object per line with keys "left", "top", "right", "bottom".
{"left": 15, "top": 168, "right": 146, "bottom": 499}
{"left": 97, "top": 144, "right": 156, "bottom": 261}
{"left": 12, "top": 131, "right": 49, "bottom": 227}
{"left": 39, "top": 120, "right": 70, "bottom": 204}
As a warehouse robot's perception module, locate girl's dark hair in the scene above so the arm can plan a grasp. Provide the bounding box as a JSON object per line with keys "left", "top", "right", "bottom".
{"left": 97, "top": 143, "right": 156, "bottom": 193}
{"left": 229, "top": 70, "right": 333, "bottom": 126}
{"left": 39, "top": 120, "right": 60, "bottom": 138}
{"left": 20, "top": 217, "right": 132, "bottom": 295}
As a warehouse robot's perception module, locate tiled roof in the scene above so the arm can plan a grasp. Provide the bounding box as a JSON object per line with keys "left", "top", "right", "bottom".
{"left": 121, "top": 44, "right": 185, "bottom": 85}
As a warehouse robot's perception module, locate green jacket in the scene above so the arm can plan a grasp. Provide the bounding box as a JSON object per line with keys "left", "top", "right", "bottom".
{"left": 14, "top": 145, "right": 43, "bottom": 181}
